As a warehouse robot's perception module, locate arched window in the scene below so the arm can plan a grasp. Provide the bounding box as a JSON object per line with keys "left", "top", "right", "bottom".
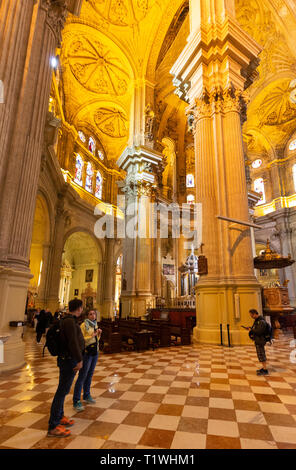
{"left": 254, "top": 177, "right": 266, "bottom": 205}
{"left": 187, "top": 194, "right": 195, "bottom": 204}
{"left": 186, "top": 174, "right": 194, "bottom": 188}
{"left": 85, "top": 162, "right": 93, "bottom": 193}
{"left": 293, "top": 164, "right": 296, "bottom": 192}
{"left": 78, "top": 131, "right": 86, "bottom": 143}
{"left": 74, "top": 154, "right": 83, "bottom": 186}
{"left": 252, "top": 159, "right": 262, "bottom": 169}
{"left": 98, "top": 150, "right": 104, "bottom": 161}
{"left": 289, "top": 139, "right": 296, "bottom": 151}
{"left": 88, "top": 136, "right": 96, "bottom": 154}
{"left": 95, "top": 171, "right": 103, "bottom": 199}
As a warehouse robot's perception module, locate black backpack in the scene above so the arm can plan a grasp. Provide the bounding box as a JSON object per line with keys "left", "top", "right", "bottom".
{"left": 264, "top": 321, "right": 273, "bottom": 344}
{"left": 43, "top": 319, "right": 63, "bottom": 357}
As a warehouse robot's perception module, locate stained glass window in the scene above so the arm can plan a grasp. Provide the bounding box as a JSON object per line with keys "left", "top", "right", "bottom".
{"left": 98, "top": 150, "right": 104, "bottom": 161}
{"left": 88, "top": 136, "right": 96, "bottom": 154}
{"left": 252, "top": 159, "right": 262, "bottom": 169}
{"left": 186, "top": 174, "right": 194, "bottom": 188}
{"left": 74, "top": 154, "right": 83, "bottom": 186}
{"left": 95, "top": 171, "right": 103, "bottom": 199}
{"left": 254, "top": 178, "right": 266, "bottom": 205}
{"left": 289, "top": 140, "right": 296, "bottom": 151}
{"left": 187, "top": 194, "right": 195, "bottom": 204}
{"left": 78, "top": 131, "right": 86, "bottom": 143}
{"left": 85, "top": 162, "right": 93, "bottom": 193}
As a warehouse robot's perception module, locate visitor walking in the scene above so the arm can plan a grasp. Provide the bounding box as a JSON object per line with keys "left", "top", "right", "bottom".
{"left": 248, "top": 309, "right": 269, "bottom": 376}
{"left": 73, "top": 309, "right": 102, "bottom": 412}
{"left": 47, "top": 298, "right": 84, "bottom": 438}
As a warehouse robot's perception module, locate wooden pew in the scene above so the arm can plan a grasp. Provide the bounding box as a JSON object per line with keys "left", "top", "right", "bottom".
{"left": 98, "top": 320, "right": 122, "bottom": 354}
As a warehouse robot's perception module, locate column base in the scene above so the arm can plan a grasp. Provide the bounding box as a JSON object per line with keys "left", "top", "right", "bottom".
{"left": 193, "top": 277, "right": 262, "bottom": 346}
{"left": 101, "top": 300, "right": 115, "bottom": 319}
{"left": 120, "top": 294, "right": 155, "bottom": 318}
{"left": 0, "top": 266, "right": 32, "bottom": 373}
{"left": 0, "top": 338, "right": 26, "bottom": 373}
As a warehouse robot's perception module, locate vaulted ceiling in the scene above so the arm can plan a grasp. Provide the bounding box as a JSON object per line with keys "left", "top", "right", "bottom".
{"left": 59, "top": 0, "right": 296, "bottom": 166}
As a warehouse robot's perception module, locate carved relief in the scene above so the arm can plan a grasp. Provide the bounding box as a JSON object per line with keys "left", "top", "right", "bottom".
{"left": 42, "top": 0, "right": 68, "bottom": 44}
{"left": 94, "top": 108, "right": 128, "bottom": 138}
{"left": 122, "top": 180, "right": 155, "bottom": 197}
{"left": 236, "top": 0, "right": 296, "bottom": 86}
{"left": 258, "top": 81, "right": 296, "bottom": 127}
{"left": 185, "top": 144, "right": 195, "bottom": 174}
{"left": 192, "top": 86, "right": 247, "bottom": 123}
{"left": 87, "top": 0, "right": 156, "bottom": 27}
{"left": 67, "top": 36, "right": 129, "bottom": 95}
{"left": 144, "top": 104, "right": 155, "bottom": 142}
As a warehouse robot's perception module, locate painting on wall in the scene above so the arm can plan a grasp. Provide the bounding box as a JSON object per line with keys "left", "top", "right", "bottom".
{"left": 74, "top": 289, "right": 79, "bottom": 296}
{"left": 163, "top": 264, "right": 175, "bottom": 276}
{"left": 85, "top": 269, "right": 93, "bottom": 283}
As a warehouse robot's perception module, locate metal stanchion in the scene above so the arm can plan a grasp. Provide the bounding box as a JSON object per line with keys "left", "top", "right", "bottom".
{"left": 220, "top": 324, "right": 223, "bottom": 346}
{"left": 227, "top": 324, "right": 231, "bottom": 347}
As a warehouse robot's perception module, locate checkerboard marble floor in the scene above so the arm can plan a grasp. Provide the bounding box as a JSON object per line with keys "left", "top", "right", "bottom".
{"left": 1, "top": 329, "right": 296, "bottom": 449}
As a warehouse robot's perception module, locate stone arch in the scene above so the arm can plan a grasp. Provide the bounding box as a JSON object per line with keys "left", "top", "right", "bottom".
{"left": 63, "top": 226, "right": 104, "bottom": 261}
{"left": 60, "top": 229, "right": 103, "bottom": 309}
{"left": 145, "top": 0, "right": 188, "bottom": 81}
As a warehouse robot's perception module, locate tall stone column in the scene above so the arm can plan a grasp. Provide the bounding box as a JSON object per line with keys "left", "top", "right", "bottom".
{"left": 45, "top": 193, "right": 68, "bottom": 313}
{"left": 171, "top": 0, "right": 263, "bottom": 345}
{"left": 102, "top": 238, "right": 116, "bottom": 318}
{"left": 117, "top": 147, "right": 163, "bottom": 317}
{"left": 0, "top": 1, "right": 81, "bottom": 371}
{"left": 152, "top": 227, "right": 162, "bottom": 298}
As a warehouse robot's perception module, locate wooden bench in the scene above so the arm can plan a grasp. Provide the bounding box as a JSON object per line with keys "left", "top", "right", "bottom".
{"left": 98, "top": 320, "right": 122, "bottom": 354}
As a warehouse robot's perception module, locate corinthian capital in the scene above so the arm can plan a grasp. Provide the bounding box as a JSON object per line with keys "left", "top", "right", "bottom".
{"left": 192, "top": 85, "right": 248, "bottom": 125}
{"left": 41, "top": 0, "right": 68, "bottom": 44}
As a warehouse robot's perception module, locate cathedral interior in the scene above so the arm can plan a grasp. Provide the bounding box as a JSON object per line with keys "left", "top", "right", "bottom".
{"left": 1, "top": 0, "right": 296, "bottom": 451}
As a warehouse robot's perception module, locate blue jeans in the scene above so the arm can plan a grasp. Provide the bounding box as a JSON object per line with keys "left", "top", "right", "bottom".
{"left": 73, "top": 352, "right": 98, "bottom": 403}
{"left": 48, "top": 357, "right": 77, "bottom": 430}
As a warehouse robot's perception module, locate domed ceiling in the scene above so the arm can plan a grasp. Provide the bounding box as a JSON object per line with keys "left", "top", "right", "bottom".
{"left": 58, "top": 0, "right": 296, "bottom": 166}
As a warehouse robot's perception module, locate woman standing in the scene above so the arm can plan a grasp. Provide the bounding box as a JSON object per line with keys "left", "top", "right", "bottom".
{"left": 73, "top": 310, "right": 102, "bottom": 411}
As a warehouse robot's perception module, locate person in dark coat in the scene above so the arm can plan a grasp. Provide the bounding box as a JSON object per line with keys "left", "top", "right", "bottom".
{"left": 47, "top": 298, "right": 85, "bottom": 438}
{"left": 36, "top": 310, "right": 47, "bottom": 343}
{"left": 248, "top": 309, "right": 269, "bottom": 376}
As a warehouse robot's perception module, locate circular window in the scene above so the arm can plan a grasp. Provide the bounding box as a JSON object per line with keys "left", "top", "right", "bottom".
{"left": 289, "top": 140, "right": 296, "bottom": 151}
{"left": 252, "top": 159, "right": 262, "bottom": 169}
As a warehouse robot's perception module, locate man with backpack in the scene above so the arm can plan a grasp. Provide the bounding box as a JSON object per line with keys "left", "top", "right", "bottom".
{"left": 47, "top": 298, "right": 85, "bottom": 438}
{"left": 248, "top": 309, "right": 271, "bottom": 376}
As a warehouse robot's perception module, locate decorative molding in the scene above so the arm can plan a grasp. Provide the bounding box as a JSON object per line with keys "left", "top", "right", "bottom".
{"left": 41, "top": 0, "right": 68, "bottom": 44}
{"left": 190, "top": 86, "right": 248, "bottom": 125}
{"left": 94, "top": 108, "right": 128, "bottom": 138}
{"left": 67, "top": 35, "right": 130, "bottom": 96}
{"left": 122, "top": 180, "right": 156, "bottom": 198}
{"left": 87, "top": 0, "right": 156, "bottom": 28}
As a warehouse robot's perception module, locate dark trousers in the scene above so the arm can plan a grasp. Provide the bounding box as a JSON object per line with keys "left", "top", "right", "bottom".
{"left": 255, "top": 343, "right": 267, "bottom": 363}
{"left": 48, "top": 357, "right": 77, "bottom": 430}
{"left": 73, "top": 353, "right": 98, "bottom": 403}
{"left": 36, "top": 330, "right": 43, "bottom": 343}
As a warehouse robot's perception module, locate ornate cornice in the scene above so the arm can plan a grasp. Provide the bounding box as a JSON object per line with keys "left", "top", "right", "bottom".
{"left": 188, "top": 85, "right": 248, "bottom": 127}
{"left": 122, "top": 180, "right": 157, "bottom": 198}
{"left": 41, "top": 0, "right": 68, "bottom": 44}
